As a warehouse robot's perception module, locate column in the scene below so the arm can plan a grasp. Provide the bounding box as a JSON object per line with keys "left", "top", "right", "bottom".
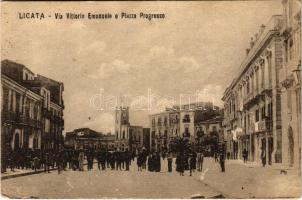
{"left": 266, "top": 132, "right": 269, "bottom": 165}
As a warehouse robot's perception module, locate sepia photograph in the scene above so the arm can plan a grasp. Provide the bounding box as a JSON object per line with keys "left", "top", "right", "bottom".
{"left": 1, "top": 0, "right": 301, "bottom": 199}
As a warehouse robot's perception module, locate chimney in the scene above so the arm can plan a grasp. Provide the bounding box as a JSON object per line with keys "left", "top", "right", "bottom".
{"left": 246, "top": 48, "right": 250, "bottom": 56}
{"left": 260, "top": 24, "right": 266, "bottom": 34}
{"left": 250, "top": 37, "right": 254, "bottom": 48}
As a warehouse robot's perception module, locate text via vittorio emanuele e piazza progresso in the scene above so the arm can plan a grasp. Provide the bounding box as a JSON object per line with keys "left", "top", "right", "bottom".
{"left": 18, "top": 12, "right": 166, "bottom": 21}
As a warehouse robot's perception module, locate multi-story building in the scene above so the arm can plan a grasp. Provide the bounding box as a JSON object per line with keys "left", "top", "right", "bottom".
{"left": 64, "top": 128, "right": 116, "bottom": 150}
{"left": 279, "top": 0, "right": 301, "bottom": 169}
{"left": 129, "top": 125, "right": 143, "bottom": 152}
{"left": 1, "top": 60, "right": 64, "bottom": 172}
{"left": 222, "top": 15, "right": 284, "bottom": 166}
{"left": 195, "top": 116, "right": 223, "bottom": 154}
{"left": 150, "top": 102, "right": 220, "bottom": 152}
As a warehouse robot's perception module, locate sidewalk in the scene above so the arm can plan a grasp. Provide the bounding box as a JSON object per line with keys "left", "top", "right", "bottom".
{"left": 1, "top": 167, "right": 57, "bottom": 180}
{"left": 194, "top": 158, "right": 301, "bottom": 198}
{"left": 1, "top": 161, "right": 94, "bottom": 180}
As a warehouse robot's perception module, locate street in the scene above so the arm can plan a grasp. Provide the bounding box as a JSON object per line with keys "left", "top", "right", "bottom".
{"left": 1, "top": 158, "right": 221, "bottom": 199}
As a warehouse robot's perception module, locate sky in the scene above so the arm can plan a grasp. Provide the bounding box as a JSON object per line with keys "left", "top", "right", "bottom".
{"left": 1, "top": 1, "right": 282, "bottom": 134}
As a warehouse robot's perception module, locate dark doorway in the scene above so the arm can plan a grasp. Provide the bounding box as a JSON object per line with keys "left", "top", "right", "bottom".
{"left": 14, "top": 133, "right": 20, "bottom": 150}
{"left": 288, "top": 126, "right": 294, "bottom": 167}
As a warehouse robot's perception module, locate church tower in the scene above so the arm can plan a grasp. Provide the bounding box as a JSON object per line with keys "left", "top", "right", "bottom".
{"left": 115, "top": 107, "right": 130, "bottom": 150}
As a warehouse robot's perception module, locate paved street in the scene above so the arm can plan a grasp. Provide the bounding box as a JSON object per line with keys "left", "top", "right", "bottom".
{"left": 2, "top": 158, "right": 301, "bottom": 198}
{"left": 1, "top": 159, "right": 221, "bottom": 199}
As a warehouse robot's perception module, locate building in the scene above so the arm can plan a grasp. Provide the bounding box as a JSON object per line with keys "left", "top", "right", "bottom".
{"left": 150, "top": 102, "right": 221, "bottom": 152}
{"left": 129, "top": 125, "right": 143, "bottom": 152}
{"left": 279, "top": 0, "right": 301, "bottom": 169}
{"left": 115, "top": 107, "right": 130, "bottom": 151}
{"left": 1, "top": 60, "right": 64, "bottom": 172}
{"left": 64, "top": 128, "right": 116, "bottom": 150}
{"left": 222, "top": 15, "right": 284, "bottom": 166}
{"left": 195, "top": 116, "right": 223, "bottom": 154}
{"left": 142, "top": 128, "right": 150, "bottom": 151}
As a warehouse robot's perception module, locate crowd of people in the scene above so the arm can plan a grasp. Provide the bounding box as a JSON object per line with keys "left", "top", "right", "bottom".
{"left": 3, "top": 145, "right": 226, "bottom": 176}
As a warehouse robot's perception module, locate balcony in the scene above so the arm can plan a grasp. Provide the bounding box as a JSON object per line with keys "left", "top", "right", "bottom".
{"left": 170, "top": 118, "right": 179, "bottom": 124}
{"left": 2, "top": 110, "right": 42, "bottom": 128}
{"left": 182, "top": 119, "right": 190, "bottom": 123}
{"left": 252, "top": 119, "right": 272, "bottom": 133}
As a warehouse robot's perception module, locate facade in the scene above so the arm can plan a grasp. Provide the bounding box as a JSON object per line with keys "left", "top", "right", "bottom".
{"left": 222, "top": 15, "right": 286, "bottom": 166}
{"left": 1, "top": 60, "right": 64, "bottom": 172}
{"left": 64, "top": 128, "right": 116, "bottom": 150}
{"left": 195, "top": 117, "right": 223, "bottom": 154}
{"left": 150, "top": 102, "right": 220, "bottom": 152}
{"left": 279, "top": 0, "right": 301, "bottom": 169}
{"left": 115, "top": 107, "right": 130, "bottom": 151}
{"left": 142, "top": 128, "right": 150, "bottom": 151}
{"left": 195, "top": 117, "right": 223, "bottom": 139}
{"left": 129, "top": 125, "right": 143, "bottom": 152}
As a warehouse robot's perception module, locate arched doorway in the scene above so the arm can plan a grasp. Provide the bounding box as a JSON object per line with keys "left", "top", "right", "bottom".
{"left": 14, "top": 133, "right": 20, "bottom": 150}
{"left": 288, "top": 126, "right": 294, "bottom": 167}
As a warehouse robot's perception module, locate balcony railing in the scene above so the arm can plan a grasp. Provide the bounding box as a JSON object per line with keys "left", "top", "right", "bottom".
{"left": 182, "top": 119, "right": 190, "bottom": 123}
{"left": 2, "top": 110, "right": 42, "bottom": 128}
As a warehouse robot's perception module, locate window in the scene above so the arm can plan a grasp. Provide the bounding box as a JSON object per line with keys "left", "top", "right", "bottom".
{"left": 183, "top": 127, "right": 190, "bottom": 137}
{"left": 2, "top": 88, "right": 9, "bottom": 110}
{"left": 261, "top": 106, "right": 266, "bottom": 120}
{"left": 261, "top": 62, "right": 264, "bottom": 88}
{"left": 122, "top": 131, "right": 125, "bottom": 139}
{"left": 164, "top": 117, "right": 168, "bottom": 126}
{"left": 289, "top": 38, "right": 294, "bottom": 60}
{"left": 212, "top": 126, "right": 217, "bottom": 132}
{"left": 255, "top": 109, "right": 259, "bottom": 122}
{"left": 164, "top": 130, "right": 168, "bottom": 137}
{"left": 267, "top": 103, "right": 273, "bottom": 120}
{"left": 15, "top": 93, "right": 20, "bottom": 113}
{"left": 247, "top": 78, "right": 250, "bottom": 94}
{"left": 183, "top": 114, "right": 190, "bottom": 123}
{"left": 157, "top": 118, "right": 162, "bottom": 126}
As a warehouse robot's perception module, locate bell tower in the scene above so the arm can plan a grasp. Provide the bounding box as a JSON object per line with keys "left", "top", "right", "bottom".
{"left": 115, "top": 107, "right": 130, "bottom": 150}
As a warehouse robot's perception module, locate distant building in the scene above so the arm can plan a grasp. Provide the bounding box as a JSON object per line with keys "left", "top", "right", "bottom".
{"left": 64, "top": 128, "right": 116, "bottom": 150}
{"left": 195, "top": 116, "right": 223, "bottom": 154}
{"left": 129, "top": 126, "right": 143, "bottom": 152}
{"left": 143, "top": 128, "right": 150, "bottom": 151}
{"left": 150, "top": 102, "right": 221, "bottom": 152}
{"left": 1, "top": 60, "right": 64, "bottom": 172}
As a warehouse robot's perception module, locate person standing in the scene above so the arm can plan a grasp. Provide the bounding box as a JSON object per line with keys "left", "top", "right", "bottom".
{"left": 261, "top": 148, "right": 266, "bottom": 167}
{"left": 125, "top": 149, "right": 131, "bottom": 171}
{"left": 44, "top": 151, "right": 50, "bottom": 173}
{"left": 97, "top": 149, "right": 102, "bottom": 170}
{"left": 147, "top": 153, "right": 153, "bottom": 172}
{"left": 176, "top": 152, "right": 184, "bottom": 176}
{"left": 56, "top": 150, "right": 64, "bottom": 174}
{"left": 197, "top": 152, "right": 204, "bottom": 172}
{"left": 219, "top": 150, "right": 225, "bottom": 172}
{"left": 242, "top": 148, "right": 248, "bottom": 163}
{"left": 78, "top": 149, "right": 85, "bottom": 171}
{"left": 167, "top": 152, "right": 173, "bottom": 173}
{"left": 155, "top": 152, "right": 161, "bottom": 172}
{"left": 189, "top": 152, "right": 197, "bottom": 176}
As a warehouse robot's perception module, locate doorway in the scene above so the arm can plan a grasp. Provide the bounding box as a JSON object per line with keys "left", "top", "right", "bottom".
{"left": 14, "top": 133, "right": 20, "bottom": 150}
{"left": 288, "top": 126, "right": 294, "bottom": 167}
